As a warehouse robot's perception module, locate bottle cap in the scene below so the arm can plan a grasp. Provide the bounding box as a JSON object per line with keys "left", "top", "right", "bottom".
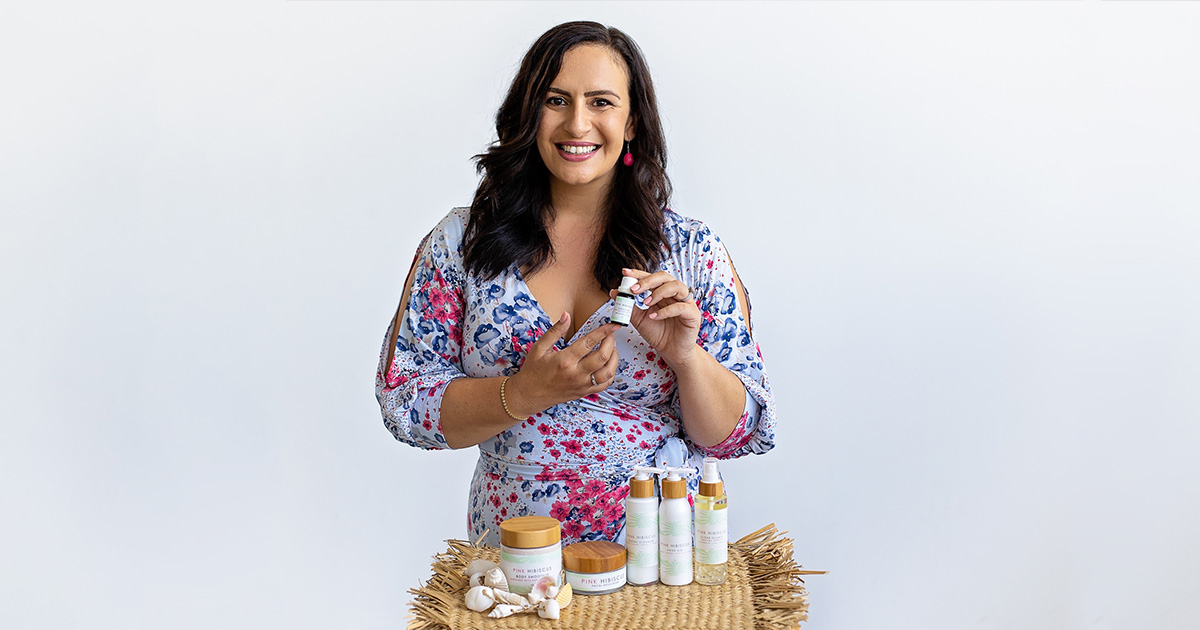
{"left": 618, "top": 275, "right": 638, "bottom": 293}
{"left": 699, "top": 457, "right": 723, "bottom": 497}
{"left": 629, "top": 465, "right": 664, "bottom": 498}
{"left": 660, "top": 466, "right": 695, "bottom": 499}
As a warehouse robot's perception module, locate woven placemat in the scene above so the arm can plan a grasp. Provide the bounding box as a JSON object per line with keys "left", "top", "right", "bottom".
{"left": 408, "top": 524, "right": 824, "bottom": 630}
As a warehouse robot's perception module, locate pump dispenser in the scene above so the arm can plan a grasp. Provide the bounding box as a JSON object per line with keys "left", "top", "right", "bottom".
{"left": 694, "top": 457, "right": 728, "bottom": 585}
{"left": 658, "top": 466, "right": 696, "bottom": 586}
{"left": 625, "top": 465, "right": 664, "bottom": 585}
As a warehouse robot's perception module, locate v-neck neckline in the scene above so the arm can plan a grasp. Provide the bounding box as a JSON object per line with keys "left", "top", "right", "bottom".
{"left": 513, "top": 265, "right": 612, "bottom": 346}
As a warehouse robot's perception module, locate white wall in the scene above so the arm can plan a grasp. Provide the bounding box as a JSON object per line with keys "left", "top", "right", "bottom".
{"left": 2, "top": 1, "right": 1198, "bottom": 628}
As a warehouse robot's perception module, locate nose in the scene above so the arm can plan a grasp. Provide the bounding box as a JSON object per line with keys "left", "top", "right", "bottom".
{"left": 566, "top": 102, "right": 591, "bottom": 137}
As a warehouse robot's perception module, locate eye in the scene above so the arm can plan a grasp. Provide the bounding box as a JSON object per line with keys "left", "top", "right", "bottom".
{"left": 592, "top": 98, "right": 613, "bottom": 108}
{"left": 546, "top": 96, "right": 567, "bottom": 107}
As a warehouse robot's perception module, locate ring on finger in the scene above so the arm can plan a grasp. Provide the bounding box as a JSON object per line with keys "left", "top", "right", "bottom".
{"left": 590, "top": 373, "right": 598, "bottom": 387}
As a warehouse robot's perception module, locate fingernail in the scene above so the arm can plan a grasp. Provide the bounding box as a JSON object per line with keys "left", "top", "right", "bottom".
{"left": 630, "top": 284, "right": 639, "bottom": 292}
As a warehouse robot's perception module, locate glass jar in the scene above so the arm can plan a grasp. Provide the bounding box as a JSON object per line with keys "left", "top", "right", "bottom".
{"left": 499, "top": 516, "right": 562, "bottom": 594}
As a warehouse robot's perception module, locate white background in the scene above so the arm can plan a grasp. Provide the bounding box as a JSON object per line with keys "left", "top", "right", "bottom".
{"left": 2, "top": 1, "right": 1198, "bottom": 628}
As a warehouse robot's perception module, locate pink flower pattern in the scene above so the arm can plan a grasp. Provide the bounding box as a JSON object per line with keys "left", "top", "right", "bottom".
{"left": 375, "top": 207, "right": 775, "bottom": 546}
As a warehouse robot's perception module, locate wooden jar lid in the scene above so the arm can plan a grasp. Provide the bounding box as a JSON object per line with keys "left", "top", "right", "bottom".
{"left": 500, "top": 516, "right": 561, "bottom": 548}
{"left": 563, "top": 541, "right": 626, "bottom": 573}
{"left": 699, "top": 479, "right": 723, "bottom": 496}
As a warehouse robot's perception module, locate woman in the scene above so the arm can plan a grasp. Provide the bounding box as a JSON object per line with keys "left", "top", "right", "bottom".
{"left": 375, "top": 21, "right": 775, "bottom": 546}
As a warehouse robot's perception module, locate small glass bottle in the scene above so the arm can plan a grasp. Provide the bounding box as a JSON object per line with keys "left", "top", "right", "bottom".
{"left": 694, "top": 457, "right": 728, "bottom": 585}
{"left": 610, "top": 275, "right": 637, "bottom": 326}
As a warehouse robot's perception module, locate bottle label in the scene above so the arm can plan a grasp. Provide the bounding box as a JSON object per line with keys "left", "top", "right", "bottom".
{"left": 566, "top": 568, "right": 626, "bottom": 593}
{"left": 660, "top": 514, "right": 692, "bottom": 581}
{"left": 500, "top": 547, "right": 561, "bottom": 594}
{"left": 695, "top": 505, "right": 727, "bottom": 565}
{"left": 625, "top": 509, "right": 658, "bottom": 568}
{"left": 611, "top": 296, "right": 634, "bottom": 325}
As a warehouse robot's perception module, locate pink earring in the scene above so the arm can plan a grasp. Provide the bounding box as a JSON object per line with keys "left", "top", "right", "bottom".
{"left": 623, "top": 140, "right": 634, "bottom": 166}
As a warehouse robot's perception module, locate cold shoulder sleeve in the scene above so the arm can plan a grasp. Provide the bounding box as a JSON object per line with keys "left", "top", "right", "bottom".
{"left": 375, "top": 209, "right": 470, "bottom": 450}
{"left": 668, "top": 216, "right": 777, "bottom": 459}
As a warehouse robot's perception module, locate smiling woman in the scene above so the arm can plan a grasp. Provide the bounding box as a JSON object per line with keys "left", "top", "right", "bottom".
{"left": 375, "top": 21, "right": 777, "bottom": 547}
{"left": 536, "top": 45, "right": 636, "bottom": 193}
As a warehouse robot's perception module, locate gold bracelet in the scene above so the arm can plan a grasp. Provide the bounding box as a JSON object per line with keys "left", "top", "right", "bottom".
{"left": 499, "top": 376, "right": 527, "bottom": 421}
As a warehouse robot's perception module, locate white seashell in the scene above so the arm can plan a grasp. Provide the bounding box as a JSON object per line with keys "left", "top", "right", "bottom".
{"left": 482, "top": 566, "right": 509, "bottom": 592}
{"left": 538, "top": 599, "right": 561, "bottom": 620}
{"left": 528, "top": 574, "right": 556, "bottom": 604}
{"left": 465, "top": 559, "right": 499, "bottom": 577}
{"left": 488, "top": 604, "right": 525, "bottom": 619}
{"left": 469, "top": 573, "right": 485, "bottom": 588}
{"left": 546, "top": 584, "right": 559, "bottom": 599}
{"left": 465, "top": 585, "right": 498, "bottom": 613}
{"left": 491, "top": 589, "right": 529, "bottom": 607}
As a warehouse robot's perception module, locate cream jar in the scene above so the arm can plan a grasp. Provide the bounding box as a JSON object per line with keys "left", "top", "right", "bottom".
{"left": 563, "top": 541, "right": 626, "bottom": 595}
{"left": 499, "top": 516, "right": 562, "bottom": 595}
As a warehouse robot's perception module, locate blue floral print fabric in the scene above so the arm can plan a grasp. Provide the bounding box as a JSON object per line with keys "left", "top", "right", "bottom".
{"left": 375, "top": 207, "right": 775, "bottom": 546}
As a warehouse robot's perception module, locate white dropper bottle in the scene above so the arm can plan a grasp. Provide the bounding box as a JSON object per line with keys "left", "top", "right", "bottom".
{"left": 658, "top": 466, "right": 696, "bottom": 586}
{"left": 626, "top": 465, "right": 665, "bottom": 586}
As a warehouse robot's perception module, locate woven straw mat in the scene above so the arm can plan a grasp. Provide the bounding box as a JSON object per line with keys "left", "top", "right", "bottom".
{"left": 408, "top": 524, "right": 823, "bottom": 630}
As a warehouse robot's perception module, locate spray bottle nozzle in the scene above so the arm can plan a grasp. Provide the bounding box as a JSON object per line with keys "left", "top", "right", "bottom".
{"left": 702, "top": 457, "right": 721, "bottom": 483}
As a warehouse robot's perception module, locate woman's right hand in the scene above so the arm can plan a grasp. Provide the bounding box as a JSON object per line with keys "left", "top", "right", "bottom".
{"left": 505, "top": 312, "right": 620, "bottom": 416}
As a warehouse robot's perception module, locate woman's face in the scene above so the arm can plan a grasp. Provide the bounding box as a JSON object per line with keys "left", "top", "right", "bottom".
{"left": 536, "top": 44, "right": 636, "bottom": 198}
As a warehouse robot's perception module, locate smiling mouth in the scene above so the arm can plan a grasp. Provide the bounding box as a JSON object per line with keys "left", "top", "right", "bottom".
{"left": 557, "top": 144, "right": 599, "bottom": 155}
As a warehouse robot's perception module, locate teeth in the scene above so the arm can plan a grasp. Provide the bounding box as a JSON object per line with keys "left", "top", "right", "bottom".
{"left": 560, "top": 144, "right": 598, "bottom": 155}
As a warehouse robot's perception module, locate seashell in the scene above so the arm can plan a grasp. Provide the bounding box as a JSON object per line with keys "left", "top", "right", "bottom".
{"left": 482, "top": 566, "right": 509, "bottom": 592}
{"left": 527, "top": 574, "right": 557, "bottom": 604}
{"left": 465, "top": 559, "right": 499, "bottom": 577}
{"left": 491, "top": 589, "right": 529, "bottom": 607}
{"left": 465, "top": 585, "right": 498, "bottom": 613}
{"left": 538, "top": 599, "right": 561, "bottom": 620}
{"left": 469, "top": 573, "right": 485, "bottom": 588}
{"left": 488, "top": 604, "right": 525, "bottom": 619}
{"left": 554, "top": 582, "right": 573, "bottom": 609}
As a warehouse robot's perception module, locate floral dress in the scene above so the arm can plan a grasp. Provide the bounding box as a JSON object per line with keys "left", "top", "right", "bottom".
{"left": 375, "top": 207, "right": 776, "bottom": 546}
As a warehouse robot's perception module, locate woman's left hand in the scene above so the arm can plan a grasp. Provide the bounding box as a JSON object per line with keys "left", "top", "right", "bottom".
{"left": 611, "top": 268, "right": 702, "bottom": 370}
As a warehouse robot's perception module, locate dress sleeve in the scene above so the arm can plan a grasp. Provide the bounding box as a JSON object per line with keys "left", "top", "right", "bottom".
{"left": 673, "top": 222, "right": 777, "bottom": 459}
{"left": 374, "top": 211, "right": 469, "bottom": 450}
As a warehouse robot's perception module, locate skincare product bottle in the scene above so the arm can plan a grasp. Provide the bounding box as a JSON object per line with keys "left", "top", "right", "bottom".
{"left": 610, "top": 276, "right": 637, "bottom": 326}
{"left": 626, "top": 465, "right": 665, "bottom": 586}
{"left": 694, "top": 457, "right": 728, "bottom": 585}
{"left": 658, "top": 466, "right": 695, "bottom": 586}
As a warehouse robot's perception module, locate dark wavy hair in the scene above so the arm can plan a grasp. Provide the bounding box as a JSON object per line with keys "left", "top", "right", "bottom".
{"left": 462, "top": 21, "right": 672, "bottom": 289}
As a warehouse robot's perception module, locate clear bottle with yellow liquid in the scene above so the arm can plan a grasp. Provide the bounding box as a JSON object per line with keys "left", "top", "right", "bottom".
{"left": 694, "top": 457, "right": 728, "bottom": 585}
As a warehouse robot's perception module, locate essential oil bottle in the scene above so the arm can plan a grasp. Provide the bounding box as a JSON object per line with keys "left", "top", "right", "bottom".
{"left": 694, "top": 457, "right": 728, "bottom": 585}
{"left": 610, "top": 275, "right": 637, "bottom": 326}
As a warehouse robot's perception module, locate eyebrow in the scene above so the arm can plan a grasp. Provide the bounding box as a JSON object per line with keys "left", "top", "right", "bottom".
{"left": 547, "top": 87, "right": 622, "bottom": 100}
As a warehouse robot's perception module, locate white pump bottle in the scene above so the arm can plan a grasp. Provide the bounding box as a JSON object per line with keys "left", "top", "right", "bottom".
{"left": 625, "top": 465, "right": 665, "bottom": 586}
{"left": 658, "top": 466, "right": 696, "bottom": 586}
